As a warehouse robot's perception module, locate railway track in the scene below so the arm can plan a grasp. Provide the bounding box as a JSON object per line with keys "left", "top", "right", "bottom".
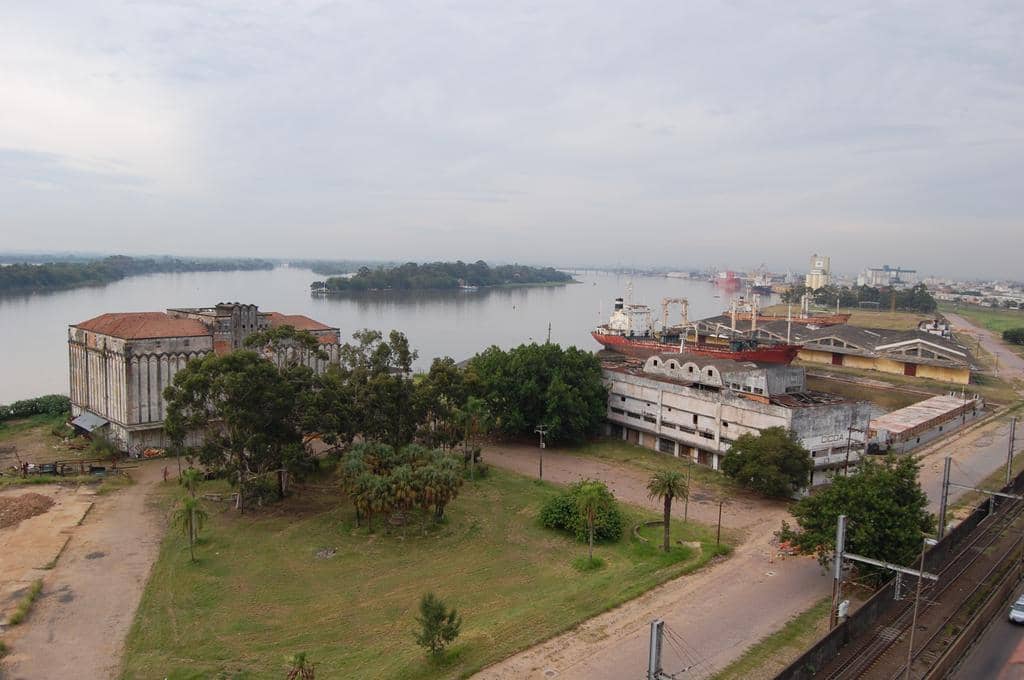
{"left": 820, "top": 496, "right": 1024, "bottom": 680}
{"left": 894, "top": 527, "right": 1024, "bottom": 678}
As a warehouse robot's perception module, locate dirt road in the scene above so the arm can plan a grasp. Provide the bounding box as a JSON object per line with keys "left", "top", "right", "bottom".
{"left": 1, "top": 461, "right": 167, "bottom": 680}
{"left": 946, "top": 312, "right": 1024, "bottom": 382}
{"left": 477, "top": 444, "right": 828, "bottom": 680}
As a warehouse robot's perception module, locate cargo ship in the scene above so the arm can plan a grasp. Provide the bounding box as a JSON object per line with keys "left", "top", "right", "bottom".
{"left": 715, "top": 270, "right": 742, "bottom": 290}
{"left": 592, "top": 296, "right": 801, "bottom": 364}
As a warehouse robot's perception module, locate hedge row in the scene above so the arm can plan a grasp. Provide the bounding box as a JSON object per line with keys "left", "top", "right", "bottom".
{"left": 0, "top": 395, "right": 70, "bottom": 421}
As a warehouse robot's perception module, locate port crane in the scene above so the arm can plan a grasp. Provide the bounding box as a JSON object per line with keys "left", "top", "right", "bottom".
{"left": 660, "top": 297, "right": 689, "bottom": 329}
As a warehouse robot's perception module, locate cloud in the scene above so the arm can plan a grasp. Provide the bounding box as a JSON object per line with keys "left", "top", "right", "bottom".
{"left": 1, "top": 1, "right": 1022, "bottom": 278}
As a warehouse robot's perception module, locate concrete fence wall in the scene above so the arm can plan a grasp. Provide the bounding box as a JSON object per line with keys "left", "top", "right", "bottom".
{"left": 774, "top": 465, "right": 1024, "bottom": 680}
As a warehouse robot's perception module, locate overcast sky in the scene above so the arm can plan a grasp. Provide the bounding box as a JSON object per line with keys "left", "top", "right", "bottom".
{"left": 1, "top": 2, "right": 1021, "bottom": 278}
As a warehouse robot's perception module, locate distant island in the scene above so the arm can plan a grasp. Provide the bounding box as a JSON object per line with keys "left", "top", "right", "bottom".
{"left": 286, "top": 259, "right": 402, "bottom": 276}
{"left": 0, "top": 255, "right": 274, "bottom": 294}
{"left": 310, "top": 260, "right": 575, "bottom": 293}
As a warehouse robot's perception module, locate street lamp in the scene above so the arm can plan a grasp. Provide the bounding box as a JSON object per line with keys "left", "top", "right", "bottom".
{"left": 534, "top": 425, "right": 548, "bottom": 480}
{"left": 905, "top": 536, "right": 939, "bottom": 680}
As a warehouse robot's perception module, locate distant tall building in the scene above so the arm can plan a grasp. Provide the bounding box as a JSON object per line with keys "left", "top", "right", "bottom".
{"left": 805, "top": 254, "right": 831, "bottom": 291}
{"left": 857, "top": 265, "right": 917, "bottom": 289}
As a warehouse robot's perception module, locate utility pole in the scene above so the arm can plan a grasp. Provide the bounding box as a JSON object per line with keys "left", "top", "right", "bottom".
{"left": 716, "top": 499, "right": 723, "bottom": 546}
{"left": 683, "top": 457, "right": 692, "bottom": 523}
{"left": 830, "top": 514, "right": 847, "bottom": 630}
{"left": 546, "top": 322, "right": 551, "bottom": 344}
{"left": 938, "top": 456, "right": 951, "bottom": 539}
{"left": 647, "top": 619, "right": 670, "bottom": 680}
{"left": 787, "top": 303, "right": 792, "bottom": 343}
{"left": 844, "top": 423, "right": 868, "bottom": 476}
{"left": 1007, "top": 417, "right": 1018, "bottom": 487}
{"left": 905, "top": 536, "right": 938, "bottom": 680}
{"left": 534, "top": 425, "right": 548, "bottom": 480}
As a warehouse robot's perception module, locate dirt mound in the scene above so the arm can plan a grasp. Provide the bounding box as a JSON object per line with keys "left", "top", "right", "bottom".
{"left": 0, "top": 492, "right": 56, "bottom": 529}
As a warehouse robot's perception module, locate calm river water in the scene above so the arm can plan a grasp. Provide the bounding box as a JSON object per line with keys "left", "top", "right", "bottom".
{"left": 0, "top": 268, "right": 771, "bottom": 403}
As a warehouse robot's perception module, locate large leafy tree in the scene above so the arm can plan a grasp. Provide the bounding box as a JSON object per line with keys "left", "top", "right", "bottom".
{"left": 720, "top": 427, "right": 813, "bottom": 497}
{"left": 336, "top": 329, "right": 421, "bottom": 448}
{"left": 467, "top": 343, "right": 606, "bottom": 444}
{"left": 244, "top": 324, "right": 328, "bottom": 370}
{"left": 647, "top": 471, "right": 689, "bottom": 553}
{"left": 415, "top": 356, "right": 467, "bottom": 450}
{"left": 784, "top": 455, "right": 934, "bottom": 582}
{"left": 164, "top": 350, "right": 308, "bottom": 510}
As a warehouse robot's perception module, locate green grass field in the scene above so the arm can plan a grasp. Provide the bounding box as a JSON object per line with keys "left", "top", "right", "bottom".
{"left": 0, "top": 412, "right": 67, "bottom": 440}
{"left": 941, "top": 302, "right": 1024, "bottom": 361}
{"left": 941, "top": 302, "right": 1024, "bottom": 335}
{"left": 122, "top": 468, "right": 729, "bottom": 680}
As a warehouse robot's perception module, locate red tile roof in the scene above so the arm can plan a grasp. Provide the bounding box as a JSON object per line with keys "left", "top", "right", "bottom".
{"left": 266, "top": 312, "right": 335, "bottom": 332}
{"left": 73, "top": 312, "right": 210, "bottom": 339}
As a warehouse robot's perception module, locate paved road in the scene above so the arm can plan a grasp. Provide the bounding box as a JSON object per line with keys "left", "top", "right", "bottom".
{"left": 478, "top": 444, "right": 829, "bottom": 680}
{"left": 918, "top": 416, "right": 1023, "bottom": 514}
{"left": 950, "top": 592, "right": 1024, "bottom": 680}
{"left": 946, "top": 312, "right": 1024, "bottom": 381}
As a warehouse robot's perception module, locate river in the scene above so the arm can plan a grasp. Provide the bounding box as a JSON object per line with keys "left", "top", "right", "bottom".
{"left": 0, "top": 267, "right": 769, "bottom": 403}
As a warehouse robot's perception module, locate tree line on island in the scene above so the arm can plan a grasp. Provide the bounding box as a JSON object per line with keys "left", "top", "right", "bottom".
{"left": 0, "top": 255, "right": 273, "bottom": 294}
{"left": 309, "top": 260, "right": 574, "bottom": 293}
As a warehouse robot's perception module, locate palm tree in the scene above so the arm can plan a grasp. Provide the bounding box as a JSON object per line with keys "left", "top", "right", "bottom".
{"left": 180, "top": 467, "right": 202, "bottom": 498}
{"left": 647, "top": 470, "right": 689, "bottom": 553}
{"left": 172, "top": 496, "right": 209, "bottom": 562}
{"left": 576, "top": 482, "right": 604, "bottom": 561}
{"left": 456, "top": 396, "right": 491, "bottom": 480}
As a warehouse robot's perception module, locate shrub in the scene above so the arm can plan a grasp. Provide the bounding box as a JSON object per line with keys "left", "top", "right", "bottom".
{"left": 244, "top": 477, "right": 279, "bottom": 507}
{"left": 1004, "top": 328, "right": 1024, "bottom": 346}
{"left": 539, "top": 480, "right": 624, "bottom": 543}
{"left": 88, "top": 433, "right": 119, "bottom": 459}
{"left": 0, "top": 394, "right": 70, "bottom": 421}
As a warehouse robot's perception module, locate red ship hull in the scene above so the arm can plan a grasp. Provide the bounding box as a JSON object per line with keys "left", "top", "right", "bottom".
{"left": 592, "top": 332, "right": 801, "bottom": 364}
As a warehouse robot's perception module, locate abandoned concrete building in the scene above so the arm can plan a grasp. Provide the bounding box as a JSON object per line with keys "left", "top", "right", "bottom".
{"left": 68, "top": 302, "right": 340, "bottom": 454}
{"left": 602, "top": 353, "right": 874, "bottom": 486}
